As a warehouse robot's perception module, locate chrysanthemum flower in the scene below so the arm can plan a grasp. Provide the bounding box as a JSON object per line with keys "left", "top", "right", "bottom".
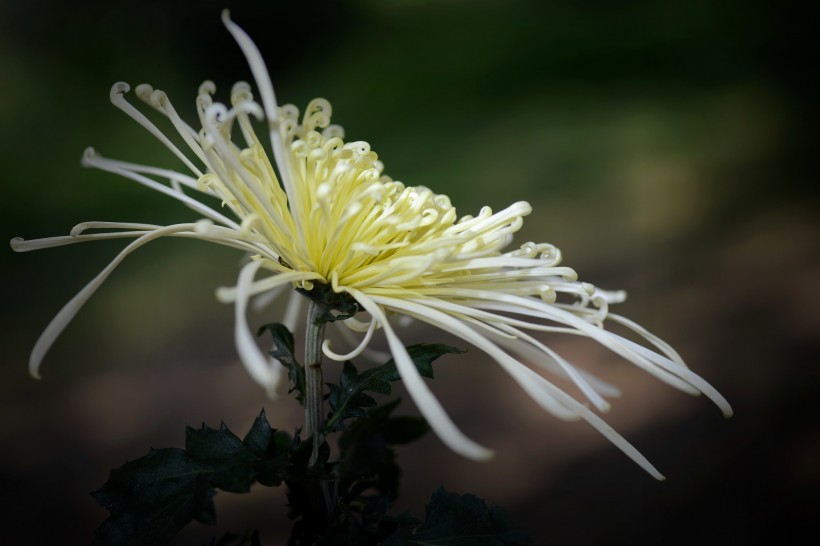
{"left": 11, "top": 12, "right": 731, "bottom": 479}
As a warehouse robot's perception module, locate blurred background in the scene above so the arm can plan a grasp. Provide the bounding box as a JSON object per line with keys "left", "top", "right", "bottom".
{"left": 1, "top": 0, "right": 817, "bottom": 544}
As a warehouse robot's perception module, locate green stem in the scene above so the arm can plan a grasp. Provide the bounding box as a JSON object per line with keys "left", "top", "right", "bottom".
{"left": 305, "top": 301, "right": 327, "bottom": 465}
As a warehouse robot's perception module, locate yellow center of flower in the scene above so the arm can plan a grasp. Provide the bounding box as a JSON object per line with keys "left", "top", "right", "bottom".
{"left": 196, "top": 87, "right": 530, "bottom": 297}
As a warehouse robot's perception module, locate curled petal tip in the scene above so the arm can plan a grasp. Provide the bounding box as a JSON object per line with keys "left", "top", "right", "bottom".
{"left": 198, "top": 80, "right": 216, "bottom": 96}
{"left": 10, "top": 237, "right": 24, "bottom": 251}
{"left": 110, "top": 82, "right": 130, "bottom": 99}
{"left": 81, "top": 147, "right": 98, "bottom": 167}
{"left": 134, "top": 83, "right": 153, "bottom": 97}
{"left": 221, "top": 9, "right": 232, "bottom": 24}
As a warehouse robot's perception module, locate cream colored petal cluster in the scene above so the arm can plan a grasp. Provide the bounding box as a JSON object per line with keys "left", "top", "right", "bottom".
{"left": 11, "top": 11, "right": 731, "bottom": 479}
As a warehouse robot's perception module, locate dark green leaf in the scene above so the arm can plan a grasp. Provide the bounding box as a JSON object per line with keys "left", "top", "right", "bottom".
{"left": 396, "top": 344, "right": 465, "bottom": 379}
{"left": 242, "top": 409, "right": 275, "bottom": 457}
{"left": 382, "top": 487, "right": 531, "bottom": 545}
{"left": 337, "top": 401, "right": 429, "bottom": 505}
{"left": 93, "top": 411, "right": 292, "bottom": 545}
{"left": 92, "top": 448, "right": 216, "bottom": 546}
{"left": 186, "top": 423, "right": 257, "bottom": 493}
{"left": 325, "top": 344, "right": 463, "bottom": 432}
{"left": 258, "top": 323, "right": 305, "bottom": 404}
{"left": 325, "top": 361, "right": 381, "bottom": 431}
{"left": 243, "top": 410, "right": 292, "bottom": 487}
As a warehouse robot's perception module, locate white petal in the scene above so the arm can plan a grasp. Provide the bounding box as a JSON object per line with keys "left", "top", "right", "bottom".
{"left": 250, "top": 284, "right": 287, "bottom": 312}
{"left": 322, "top": 318, "right": 377, "bottom": 361}
{"left": 346, "top": 288, "right": 495, "bottom": 461}
{"left": 405, "top": 295, "right": 623, "bottom": 401}
{"left": 108, "top": 82, "right": 203, "bottom": 177}
{"left": 232, "top": 260, "right": 280, "bottom": 397}
{"left": 83, "top": 148, "right": 243, "bottom": 231}
{"left": 216, "top": 269, "right": 321, "bottom": 303}
{"left": 282, "top": 289, "right": 304, "bottom": 333}
{"left": 336, "top": 323, "right": 392, "bottom": 362}
{"left": 371, "top": 294, "right": 666, "bottom": 479}
{"left": 220, "top": 11, "right": 316, "bottom": 266}
{"left": 420, "top": 288, "right": 723, "bottom": 404}
{"left": 28, "top": 223, "right": 199, "bottom": 379}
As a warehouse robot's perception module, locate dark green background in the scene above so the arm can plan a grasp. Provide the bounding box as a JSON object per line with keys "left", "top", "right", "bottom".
{"left": 1, "top": 0, "right": 816, "bottom": 544}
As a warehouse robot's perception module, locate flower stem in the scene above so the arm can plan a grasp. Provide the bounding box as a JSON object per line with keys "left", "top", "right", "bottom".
{"left": 305, "top": 301, "right": 327, "bottom": 465}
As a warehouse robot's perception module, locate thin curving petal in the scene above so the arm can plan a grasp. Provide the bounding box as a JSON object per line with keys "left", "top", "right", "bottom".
{"left": 29, "top": 223, "right": 200, "bottom": 379}
{"left": 347, "top": 287, "right": 495, "bottom": 461}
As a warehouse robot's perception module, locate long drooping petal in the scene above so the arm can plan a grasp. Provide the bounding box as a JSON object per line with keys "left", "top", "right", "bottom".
{"left": 26, "top": 223, "right": 202, "bottom": 378}
{"left": 369, "top": 293, "right": 667, "bottom": 479}
{"left": 346, "top": 287, "right": 495, "bottom": 461}
{"left": 228, "top": 262, "right": 320, "bottom": 397}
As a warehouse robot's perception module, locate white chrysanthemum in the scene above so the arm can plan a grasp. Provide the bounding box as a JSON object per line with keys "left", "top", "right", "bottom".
{"left": 11, "top": 12, "right": 731, "bottom": 479}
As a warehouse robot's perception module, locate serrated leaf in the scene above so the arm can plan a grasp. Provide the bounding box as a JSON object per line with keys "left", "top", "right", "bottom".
{"left": 186, "top": 423, "right": 258, "bottom": 493}
{"left": 93, "top": 411, "right": 293, "bottom": 545}
{"left": 325, "top": 344, "right": 463, "bottom": 432}
{"left": 325, "top": 361, "right": 381, "bottom": 430}
{"left": 258, "top": 323, "right": 305, "bottom": 404}
{"left": 382, "top": 487, "right": 531, "bottom": 546}
{"left": 397, "top": 344, "right": 465, "bottom": 379}
{"left": 242, "top": 410, "right": 292, "bottom": 487}
{"left": 92, "top": 448, "right": 216, "bottom": 546}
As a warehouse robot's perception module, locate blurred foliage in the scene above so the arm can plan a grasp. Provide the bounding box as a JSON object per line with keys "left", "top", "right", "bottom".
{"left": 1, "top": 0, "right": 812, "bottom": 224}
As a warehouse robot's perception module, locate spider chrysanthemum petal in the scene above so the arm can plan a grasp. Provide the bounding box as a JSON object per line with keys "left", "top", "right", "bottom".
{"left": 11, "top": 12, "right": 731, "bottom": 478}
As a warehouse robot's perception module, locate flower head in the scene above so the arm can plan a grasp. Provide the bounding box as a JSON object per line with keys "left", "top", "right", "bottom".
{"left": 11, "top": 11, "right": 731, "bottom": 479}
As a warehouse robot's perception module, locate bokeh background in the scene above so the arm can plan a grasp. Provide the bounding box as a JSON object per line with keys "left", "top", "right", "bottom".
{"left": 1, "top": 0, "right": 817, "bottom": 544}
